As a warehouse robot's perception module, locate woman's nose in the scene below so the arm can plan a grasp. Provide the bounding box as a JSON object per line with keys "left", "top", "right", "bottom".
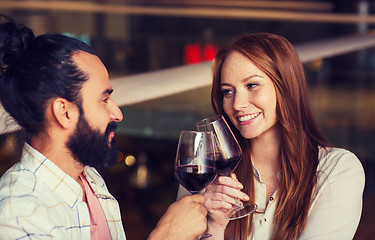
{"left": 233, "top": 92, "right": 249, "bottom": 110}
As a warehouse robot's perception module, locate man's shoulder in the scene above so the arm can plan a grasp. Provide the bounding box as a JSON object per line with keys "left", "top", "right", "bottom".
{"left": 0, "top": 162, "right": 51, "bottom": 216}
{"left": 0, "top": 161, "right": 37, "bottom": 193}
{"left": 0, "top": 168, "right": 72, "bottom": 239}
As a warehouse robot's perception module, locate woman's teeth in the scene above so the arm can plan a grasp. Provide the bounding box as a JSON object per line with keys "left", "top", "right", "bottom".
{"left": 238, "top": 113, "right": 260, "bottom": 122}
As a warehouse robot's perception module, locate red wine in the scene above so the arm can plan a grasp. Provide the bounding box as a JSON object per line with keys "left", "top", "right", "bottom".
{"left": 215, "top": 156, "right": 241, "bottom": 175}
{"left": 175, "top": 165, "right": 216, "bottom": 194}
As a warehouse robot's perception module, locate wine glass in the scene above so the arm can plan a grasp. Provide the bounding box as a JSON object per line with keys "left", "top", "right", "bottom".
{"left": 196, "top": 115, "right": 257, "bottom": 220}
{"left": 174, "top": 131, "right": 216, "bottom": 238}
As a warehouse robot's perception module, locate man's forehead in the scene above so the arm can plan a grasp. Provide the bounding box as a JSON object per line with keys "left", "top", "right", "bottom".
{"left": 72, "top": 51, "right": 112, "bottom": 95}
{"left": 72, "top": 51, "right": 101, "bottom": 70}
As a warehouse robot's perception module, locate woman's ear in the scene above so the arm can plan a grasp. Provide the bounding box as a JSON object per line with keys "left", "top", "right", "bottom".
{"left": 51, "top": 98, "right": 79, "bottom": 129}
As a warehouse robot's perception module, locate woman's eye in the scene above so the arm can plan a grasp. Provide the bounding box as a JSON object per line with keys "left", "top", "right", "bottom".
{"left": 221, "top": 89, "right": 233, "bottom": 97}
{"left": 247, "top": 83, "right": 258, "bottom": 89}
{"left": 103, "top": 97, "right": 109, "bottom": 103}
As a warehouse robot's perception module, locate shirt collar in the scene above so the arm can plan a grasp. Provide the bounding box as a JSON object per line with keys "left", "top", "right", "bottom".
{"left": 21, "top": 143, "right": 84, "bottom": 208}
{"left": 22, "top": 143, "right": 115, "bottom": 205}
{"left": 83, "top": 166, "right": 116, "bottom": 200}
{"left": 252, "top": 165, "right": 281, "bottom": 213}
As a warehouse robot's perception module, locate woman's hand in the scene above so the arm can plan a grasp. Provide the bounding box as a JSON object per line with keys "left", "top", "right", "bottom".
{"left": 204, "top": 173, "right": 250, "bottom": 228}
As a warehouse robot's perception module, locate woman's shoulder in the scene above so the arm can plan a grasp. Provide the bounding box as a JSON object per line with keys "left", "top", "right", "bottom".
{"left": 317, "top": 147, "right": 365, "bottom": 181}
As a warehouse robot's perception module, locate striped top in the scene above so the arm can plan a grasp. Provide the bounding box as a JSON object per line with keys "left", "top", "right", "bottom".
{"left": 0, "top": 143, "right": 126, "bottom": 240}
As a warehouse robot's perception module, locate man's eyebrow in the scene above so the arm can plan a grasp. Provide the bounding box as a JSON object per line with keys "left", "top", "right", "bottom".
{"left": 102, "top": 89, "right": 113, "bottom": 95}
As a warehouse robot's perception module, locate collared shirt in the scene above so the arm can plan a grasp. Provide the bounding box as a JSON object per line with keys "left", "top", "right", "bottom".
{"left": 250, "top": 147, "right": 365, "bottom": 240}
{"left": 0, "top": 143, "right": 126, "bottom": 240}
{"left": 79, "top": 174, "right": 111, "bottom": 239}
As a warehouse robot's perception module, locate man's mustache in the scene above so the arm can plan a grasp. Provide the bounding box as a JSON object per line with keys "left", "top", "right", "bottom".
{"left": 105, "top": 122, "right": 117, "bottom": 136}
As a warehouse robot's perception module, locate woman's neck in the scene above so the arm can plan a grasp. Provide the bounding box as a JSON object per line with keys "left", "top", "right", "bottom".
{"left": 249, "top": 124, "right": 282, "bottom": 200}
{"left": 250, "top": 123, "right": 281, "bottom": 173}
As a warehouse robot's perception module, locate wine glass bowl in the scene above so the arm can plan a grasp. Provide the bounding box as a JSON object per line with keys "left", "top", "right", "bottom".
{"left": 196, "top": 115, "right": 242, "bottom": 176}
{"left": 196, "top": 115, "right": 258, "bottom": 220}
{"left": 174, "top": 131, "right": 216, "bottom": 194}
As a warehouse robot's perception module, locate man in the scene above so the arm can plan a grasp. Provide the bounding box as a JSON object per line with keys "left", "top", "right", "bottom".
{"left": 0, "top": 16, "right": 207, "bottom": 239}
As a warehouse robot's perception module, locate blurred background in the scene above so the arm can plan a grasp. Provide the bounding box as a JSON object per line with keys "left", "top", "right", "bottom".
{"left": 0, "top": 0, "right": 375, "bottom": 239}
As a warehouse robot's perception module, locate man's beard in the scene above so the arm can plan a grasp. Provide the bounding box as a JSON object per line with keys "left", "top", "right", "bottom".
{"left": 66, "top": 114, "right": 119, "bottom": 169}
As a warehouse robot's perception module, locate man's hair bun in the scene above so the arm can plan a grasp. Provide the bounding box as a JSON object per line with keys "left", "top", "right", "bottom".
{"left": 0, "top": 15, "right": 35, "bottom": 69}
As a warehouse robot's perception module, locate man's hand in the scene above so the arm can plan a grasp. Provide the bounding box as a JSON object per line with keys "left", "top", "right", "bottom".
{"left": 148, "top": 194, "right": 207, "bottom": 240}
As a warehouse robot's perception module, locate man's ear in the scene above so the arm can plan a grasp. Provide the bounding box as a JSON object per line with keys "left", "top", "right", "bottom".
{"left": 51, "top": 98, "right": 78, "bottom": 129}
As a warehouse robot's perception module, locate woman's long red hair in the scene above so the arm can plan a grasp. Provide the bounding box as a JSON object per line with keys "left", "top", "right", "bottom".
{"left": 211, "top": 33, "right": 330, "bottom": 240}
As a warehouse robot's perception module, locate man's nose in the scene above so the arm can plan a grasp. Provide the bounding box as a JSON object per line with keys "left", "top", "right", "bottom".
{"left": 111, "top": 103, "right": 123, "bottom": 122}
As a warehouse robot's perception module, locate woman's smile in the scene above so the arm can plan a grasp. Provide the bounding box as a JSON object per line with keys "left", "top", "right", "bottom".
{"left": 237, "top": 112, "right": 261, "bottom": 125}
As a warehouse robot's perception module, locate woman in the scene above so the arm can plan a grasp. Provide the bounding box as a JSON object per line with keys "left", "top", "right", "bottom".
{"left": 178, "top": 33, "right": 365, "bottom": 239}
